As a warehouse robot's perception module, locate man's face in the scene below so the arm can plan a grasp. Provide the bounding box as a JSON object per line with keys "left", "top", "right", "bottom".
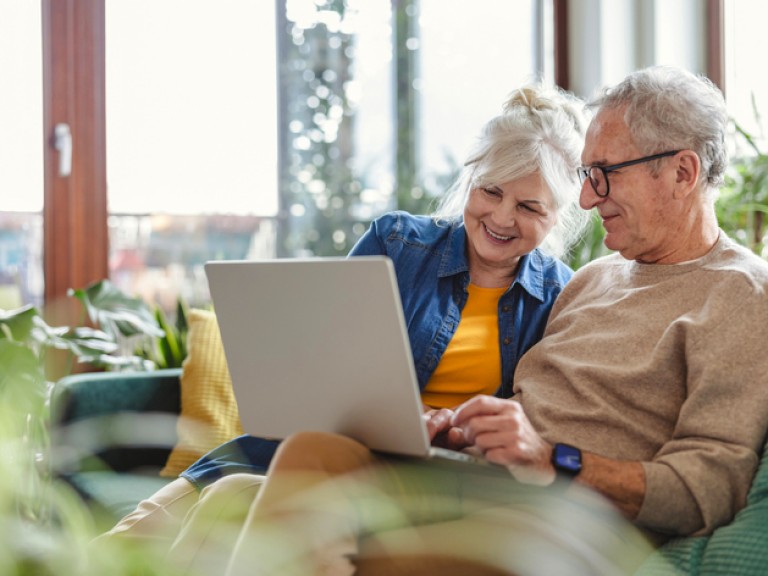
{"left": 579, "top": 106, "right": 682, "bottom": 263}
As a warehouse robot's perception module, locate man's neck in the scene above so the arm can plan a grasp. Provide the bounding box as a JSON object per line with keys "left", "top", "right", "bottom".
{"left": 637, "top": 208, "right": 720, "bottom": 265}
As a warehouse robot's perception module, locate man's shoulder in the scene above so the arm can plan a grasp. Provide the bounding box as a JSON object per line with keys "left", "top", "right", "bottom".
{"left": 707, "top": 233, "right": 768, "bottom": 289}
{"left": 715, "top": 233, "right": 768, "bottom": 268}
{"left": 569, "top": 252, "right": 625, "bottom": 280}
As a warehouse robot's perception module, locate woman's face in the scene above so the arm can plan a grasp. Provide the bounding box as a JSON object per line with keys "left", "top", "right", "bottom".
{"left": 463, "top": 172, "right": 557, "bottom": 286}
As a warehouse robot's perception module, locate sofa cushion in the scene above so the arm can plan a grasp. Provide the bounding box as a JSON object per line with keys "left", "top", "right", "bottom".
{"left": 694, "top": 438, "right": 768, "bottom": 574}
{"left": 50, "top": 370, "right": 182, "bottom": 474}
{"left": 697, "top": 496, "right": 768, "bottom": 574}
{"left": 636, "top": 437, "right": 768, "bottom": 575}
{"left": 160, "top": 309, "right": 243, "bottom": 477}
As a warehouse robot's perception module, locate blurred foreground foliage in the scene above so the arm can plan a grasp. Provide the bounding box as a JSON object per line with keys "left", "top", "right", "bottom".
{"left": 0, "top": 280, "right": 190, "bottom": 574}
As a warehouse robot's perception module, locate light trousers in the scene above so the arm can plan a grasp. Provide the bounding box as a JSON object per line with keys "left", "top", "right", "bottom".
{"left": 96, "top": 431, "right": 654, "bottom": 575}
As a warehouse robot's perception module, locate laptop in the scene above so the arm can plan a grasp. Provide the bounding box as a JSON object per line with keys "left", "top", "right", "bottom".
{"left": 204, "top": 256, "right": 502, "bottom": 470}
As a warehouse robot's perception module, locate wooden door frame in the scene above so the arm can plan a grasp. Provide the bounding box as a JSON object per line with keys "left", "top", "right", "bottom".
{"left": 41, "top": 0, "right": 108, "bottom": 321}
{"left": 706, "top": 0, "right": 725, "bottom": 93}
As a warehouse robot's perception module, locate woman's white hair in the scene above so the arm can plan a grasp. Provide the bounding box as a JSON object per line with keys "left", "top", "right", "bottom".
{"left": 432, "top": 84, "right": 591, "bottom": 259}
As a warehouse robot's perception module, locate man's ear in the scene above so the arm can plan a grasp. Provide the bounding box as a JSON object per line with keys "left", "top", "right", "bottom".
{"left": 673, "top": 150, "right": 701, "bottom": 199}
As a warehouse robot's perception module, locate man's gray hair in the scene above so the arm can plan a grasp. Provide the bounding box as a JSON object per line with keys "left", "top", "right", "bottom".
{"left": 589, "top": 65, "right": 728, "bottom": 191}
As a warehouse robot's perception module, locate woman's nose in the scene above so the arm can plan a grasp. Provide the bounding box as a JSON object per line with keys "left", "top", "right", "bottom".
{"left": 491, "top": 202, "right": 516, "bottom": 228}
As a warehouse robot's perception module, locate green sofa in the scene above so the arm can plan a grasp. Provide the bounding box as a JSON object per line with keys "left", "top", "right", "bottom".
{"left": 49, "top": 369, "right": 768, "bottom": 574}
{"left": 49, "top": 368, "right": 183, "bottom": 523}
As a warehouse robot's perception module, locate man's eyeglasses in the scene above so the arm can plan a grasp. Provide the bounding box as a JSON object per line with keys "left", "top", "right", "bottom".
{"left": 577, "top": 150, "right": 681, "bottom": 198}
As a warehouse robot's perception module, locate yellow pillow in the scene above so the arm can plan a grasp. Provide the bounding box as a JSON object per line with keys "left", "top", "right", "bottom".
{"left": 160, "top": 309, "right": 244, "bottom": 477}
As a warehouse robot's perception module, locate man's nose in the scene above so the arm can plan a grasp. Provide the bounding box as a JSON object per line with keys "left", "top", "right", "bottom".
{"left": 579, "top": 179, "right": 604, "bottom": 210}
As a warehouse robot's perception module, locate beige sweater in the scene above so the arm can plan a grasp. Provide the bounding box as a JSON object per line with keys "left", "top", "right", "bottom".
{"left": 515, "top": 233, "right": 768, "bottom": 537}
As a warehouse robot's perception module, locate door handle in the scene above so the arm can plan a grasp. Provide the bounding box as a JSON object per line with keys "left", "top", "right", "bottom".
{"left": 53, "top": 123, "right": 72, "bottom": 177}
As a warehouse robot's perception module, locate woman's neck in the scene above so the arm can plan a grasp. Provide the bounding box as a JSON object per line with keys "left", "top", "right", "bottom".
{"left": 468, "top": 261, "right": 519, "bottom": 289}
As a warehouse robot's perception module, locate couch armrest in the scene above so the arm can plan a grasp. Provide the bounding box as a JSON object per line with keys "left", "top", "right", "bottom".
{"left": 49, "top": 368, "right": 182, "bottom": 474}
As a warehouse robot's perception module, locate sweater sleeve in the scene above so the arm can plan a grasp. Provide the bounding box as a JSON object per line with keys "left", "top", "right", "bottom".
{"left": 636, "top": 288, "right": 768, "bottom": 536}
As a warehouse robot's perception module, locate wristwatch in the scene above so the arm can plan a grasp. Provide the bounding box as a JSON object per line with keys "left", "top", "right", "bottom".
{"left": 551, "top": 443, "right": 582, "bottom": 478}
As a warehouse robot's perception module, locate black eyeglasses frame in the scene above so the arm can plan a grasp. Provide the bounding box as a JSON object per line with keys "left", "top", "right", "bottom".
{"left": 577, "top": 150, "right": 682, "bottom": 198}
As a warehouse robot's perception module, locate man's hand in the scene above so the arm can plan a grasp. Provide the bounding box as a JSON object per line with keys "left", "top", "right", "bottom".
{"left": 422, "top": 407, "right": 470, "bottom": 451}
{"left": 451, "top": 396, "right": 647, "bottom": 517}
{"left": 451, "top": 396, "right": 556, "bottom": 485}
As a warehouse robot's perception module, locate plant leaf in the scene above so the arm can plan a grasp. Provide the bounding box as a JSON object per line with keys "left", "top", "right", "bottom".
{"left": 77, "top": 353, "right": 155, "bottom": 371}
{"left": 155, "top": 306, "right": 182, "bottom": 368}
{"left": 68, "top": 279, "right": 164, "bottom": 338}
{"left": 0, "top": 340, "right": 46, "bottom": 415}
{"left": 0, "top": 305, "right": 43, "bottom": 343}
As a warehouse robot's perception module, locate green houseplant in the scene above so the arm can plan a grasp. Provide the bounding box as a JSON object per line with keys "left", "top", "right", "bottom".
{"left": 566, "top": 210, "right": 610, "bottom": 270}
{"left": 717, "top": 119, "right": 768, "bottom": 258}
{"left": 68, "top": 280, "right": 189, "bottom": 371}
{"left": 0, "top": 281, "right": 190, "bottom": 574}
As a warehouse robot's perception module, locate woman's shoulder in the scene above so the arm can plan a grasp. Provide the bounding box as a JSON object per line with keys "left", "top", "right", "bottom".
{"left": 372, "top": 210, "right": 457, "bottom": 243}
{"left": 516, "top": 249, "right": 575, "bottom": 301}
{"left": 372, "top": 210, "right": 440, "bottom": 227}
{"left": 528, "top": 248, "right": 575, "bottom": 282}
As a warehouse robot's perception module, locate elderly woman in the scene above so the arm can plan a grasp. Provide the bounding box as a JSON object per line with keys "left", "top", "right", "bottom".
{"left": 97, "top": 83, "right": 593, "bottom": 572}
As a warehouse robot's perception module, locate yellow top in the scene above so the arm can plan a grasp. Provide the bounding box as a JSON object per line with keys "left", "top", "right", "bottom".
{"left": 421, "top": 283, "right": 506, "bottom": 409}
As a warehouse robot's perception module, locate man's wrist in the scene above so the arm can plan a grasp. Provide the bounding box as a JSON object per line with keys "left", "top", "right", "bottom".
{"left": 551, "top": 443, "right": 583, "bottom": 479}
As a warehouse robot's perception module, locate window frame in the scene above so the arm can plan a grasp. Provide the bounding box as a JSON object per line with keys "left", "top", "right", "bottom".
{"left": 42, "top": 0, "right": 108, "bottom": 319}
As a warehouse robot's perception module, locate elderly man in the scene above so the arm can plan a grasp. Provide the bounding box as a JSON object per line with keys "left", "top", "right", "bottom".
{"left": 124, "top": 66, "right": 768, "bottom": 576}
{"left": 462, "top": 64, "right": 768, "bottom": 539}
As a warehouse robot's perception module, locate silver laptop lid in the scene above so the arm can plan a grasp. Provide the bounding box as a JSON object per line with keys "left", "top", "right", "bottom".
{"left": 204, "top": 257, "right": 432, "bottom": 457}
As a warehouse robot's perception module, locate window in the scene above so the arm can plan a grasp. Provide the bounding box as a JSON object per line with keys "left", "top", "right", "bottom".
{"left": 567, "top": 0, "right": 709, "bottom": 97}
{"left": 106, "top": 0, "right": 278, "bottom": 309}
{"left": 0, "top": 0, "right": 43, "bottom": 308}
{"left": 104, "top": 0, "right": 548, "bottom": 310}
{"left": 418, "top": 0, "right": 538, "bottom": 197}
{"left": 724, "top": 0, "right": 768, "bottom": 138}
{"left": 21, "top": 1, "right": 737, "bottom": 313}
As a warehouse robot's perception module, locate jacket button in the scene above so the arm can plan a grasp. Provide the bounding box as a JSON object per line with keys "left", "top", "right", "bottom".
{"left": 503, "top": 337, "right": 511, "bottom": 345}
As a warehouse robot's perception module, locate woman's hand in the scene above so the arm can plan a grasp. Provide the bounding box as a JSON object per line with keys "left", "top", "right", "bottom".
{"left": 422, "top": 406, "right": 470, "bottom": 451}
{"left": 451, "top": 396, "right": 556, "bottom": 485}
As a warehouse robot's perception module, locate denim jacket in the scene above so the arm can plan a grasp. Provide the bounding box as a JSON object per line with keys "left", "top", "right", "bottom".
{"left": 349, "top": 211, "right": 574, "bottom": 398}
{"left": 181, "top": 211, "right": 573, "bottom": 488}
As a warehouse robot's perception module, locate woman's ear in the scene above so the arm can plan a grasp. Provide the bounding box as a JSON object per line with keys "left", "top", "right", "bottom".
{"left": 672, "top": 150, "right": 701, "bottom": 199}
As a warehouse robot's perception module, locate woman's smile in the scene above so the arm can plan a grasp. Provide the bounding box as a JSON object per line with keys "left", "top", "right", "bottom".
{"left": 483, "top": 222, "right": 516, "bottom": 243}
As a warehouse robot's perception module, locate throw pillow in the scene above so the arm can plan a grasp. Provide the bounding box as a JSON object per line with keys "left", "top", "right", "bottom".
{"left": 160, "top": 308, "right": 243, "bottom": 477}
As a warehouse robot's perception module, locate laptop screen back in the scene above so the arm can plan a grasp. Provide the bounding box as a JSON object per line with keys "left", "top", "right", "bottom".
{"left": 204, "top": 257, "right": 432, "bottom": 457}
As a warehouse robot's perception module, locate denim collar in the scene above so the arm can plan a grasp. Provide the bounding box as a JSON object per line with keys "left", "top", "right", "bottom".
{"left": 438, "top": 219, "right": 547, "bottom": 303}
{"left": 515, "top": 250, "right": 547, "bottom": 302}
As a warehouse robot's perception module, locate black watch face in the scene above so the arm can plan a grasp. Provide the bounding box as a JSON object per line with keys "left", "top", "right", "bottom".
{"left": 554, "top": 443, "right": 582, "bottom": 475}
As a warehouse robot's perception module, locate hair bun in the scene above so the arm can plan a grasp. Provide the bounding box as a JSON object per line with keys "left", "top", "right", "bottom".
{"left": 503, "top": 84, "right": 589, "bottom": 136}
